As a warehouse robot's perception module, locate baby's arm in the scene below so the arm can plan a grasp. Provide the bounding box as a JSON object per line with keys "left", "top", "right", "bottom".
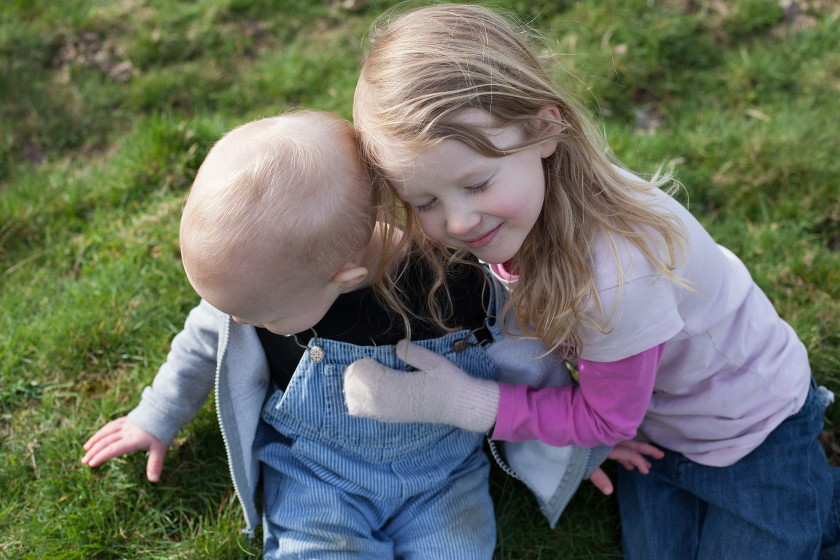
{"left": 82, "top": 417, "right": 168, "bottom": 482}
{"left": 82, "top": 300, "right": 222, "bottom": 481}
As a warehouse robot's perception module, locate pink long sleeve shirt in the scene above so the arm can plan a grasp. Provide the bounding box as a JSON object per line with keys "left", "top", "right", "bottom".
{"left": 488, "top": 260, "right": 664, "bottom": 448}
{"left": 491, "top": 344, "right": 665, "bottom": 447}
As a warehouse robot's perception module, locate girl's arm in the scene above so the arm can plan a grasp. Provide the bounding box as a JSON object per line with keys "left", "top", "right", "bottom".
{"left": 344, "top": 339, "right": 663, "bottom": 449}
{"left": 345, "top": 340, "right": 501, "bottom": 433}
{"left": 492, "top": 343, "right": 664, "bottom": 447}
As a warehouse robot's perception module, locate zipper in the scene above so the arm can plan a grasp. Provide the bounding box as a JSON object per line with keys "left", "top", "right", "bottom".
{"left": 488, "top": 434, "right": 593, "bottom": 527}
{"left": 550, "top": 446, "right": 591, "bottom": 524}
{"left": 214, "top": 316, "right": 255, "bottom": 535}
{"left": 485, "top": 435, "right": 522, "bottom": 480}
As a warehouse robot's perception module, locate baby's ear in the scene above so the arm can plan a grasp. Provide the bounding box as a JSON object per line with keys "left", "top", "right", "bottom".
{"left": 332, "top": 263, "right": 369, "bottom": 289}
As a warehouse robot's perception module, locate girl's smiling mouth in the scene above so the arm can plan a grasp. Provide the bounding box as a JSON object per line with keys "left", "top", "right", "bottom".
{"left": 463, "top": 225, "right": 501, "bottom": 249}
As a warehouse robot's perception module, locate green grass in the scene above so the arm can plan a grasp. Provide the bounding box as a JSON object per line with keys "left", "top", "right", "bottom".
{"left": 1, "top": 0, "right": 838, "bottom": 557}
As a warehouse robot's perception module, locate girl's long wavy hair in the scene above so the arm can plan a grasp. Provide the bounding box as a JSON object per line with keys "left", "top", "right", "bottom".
{"left": 356, "top": 3, "right": 689, "bottom": 357}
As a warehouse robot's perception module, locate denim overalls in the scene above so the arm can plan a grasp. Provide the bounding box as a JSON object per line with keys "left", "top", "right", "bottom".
{"left": 254, "top": 328, "right": 499, "bottom": 560}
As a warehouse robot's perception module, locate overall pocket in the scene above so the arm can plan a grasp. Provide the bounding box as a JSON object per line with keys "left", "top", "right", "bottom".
{"left": 266, "top": 334, "right": 498, "bottom": 463}
{"left": 320, "top": 363, "right": 447, "bottom": 459}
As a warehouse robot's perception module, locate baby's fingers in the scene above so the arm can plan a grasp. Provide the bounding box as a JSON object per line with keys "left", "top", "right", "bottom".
{"left": 83, "top": 417, "right": 129, "bottom": 450}
{"left": 82, "top": 431, "right": 126, "bottom": 465}
{"left": 83, "top": 438, "right": 142, "bottom": 467}
{"left": 146, "top": 443, "right": 167, "bottom": 483}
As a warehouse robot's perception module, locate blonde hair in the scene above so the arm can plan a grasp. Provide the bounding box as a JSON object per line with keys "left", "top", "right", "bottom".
{"left": 180, "top": 111, "right": 374, "bottom": 292}
{"left": 355, "top": 4, "right": 689, "bottom": 357}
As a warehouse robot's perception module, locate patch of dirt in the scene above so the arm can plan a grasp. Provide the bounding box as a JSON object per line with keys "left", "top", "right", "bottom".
{"left": 814, "top": 210, "right": 840, "bottom": 252}
{"left": 632, "top": 88, "right": 663, "bottom": 134}
{"left": 325, "top": 0, "right": 369, "bottom": 12}
{"left": 52, "top": 32, "right": 138, "bottom": 82}
{"left": 771, "top": 0, "right": 821, "bottom": 36}
{"left": 22, "top": 145, "right": 47, "bottom": 164}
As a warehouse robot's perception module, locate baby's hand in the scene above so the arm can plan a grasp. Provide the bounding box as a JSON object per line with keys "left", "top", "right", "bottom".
{"left": 81, "top": 417, "right": 168, "bottom": 482}
{"left": 587, "top": 440, "right": 664, "bottom": 495}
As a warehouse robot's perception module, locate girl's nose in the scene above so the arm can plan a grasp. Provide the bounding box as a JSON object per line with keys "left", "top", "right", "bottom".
{"left": 446, "top": 205, "right": 481, "bottom": 237}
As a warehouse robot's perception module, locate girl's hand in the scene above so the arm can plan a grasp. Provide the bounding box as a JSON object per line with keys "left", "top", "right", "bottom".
{"left": 609, "top": 439, "right": 664, "bottom": 474}
{"left": 587, "top": 439, "right": 665, "bottom": 495}
{"left": 588, "top": 467, "right": 615, "bottom": 495}
{"left": 344, "top": 339, "right": 500, "bottom": 433}
{"left": 81, "top": 417, "right": 168, "bottom": 482}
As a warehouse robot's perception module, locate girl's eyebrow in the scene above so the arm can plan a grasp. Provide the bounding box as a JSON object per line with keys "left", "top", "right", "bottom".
{"left": 446, "top": 159, "right": 494, "bottom": 186}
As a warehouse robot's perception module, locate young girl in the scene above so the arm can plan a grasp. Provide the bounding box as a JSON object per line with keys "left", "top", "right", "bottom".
{"left": 346, "top": 4, "right": 840, "bottom": 558}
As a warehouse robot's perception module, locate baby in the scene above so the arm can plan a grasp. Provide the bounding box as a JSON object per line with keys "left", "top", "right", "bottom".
{"left": 82, "top": 111, "right": 501, "bottom": 559}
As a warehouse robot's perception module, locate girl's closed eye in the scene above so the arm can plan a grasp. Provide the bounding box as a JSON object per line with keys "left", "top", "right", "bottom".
{"left": 416, "top": 180, "right": 488, "bottom": 212}
{"left": 415, "top": 198, "right": 437, "bottom": 213}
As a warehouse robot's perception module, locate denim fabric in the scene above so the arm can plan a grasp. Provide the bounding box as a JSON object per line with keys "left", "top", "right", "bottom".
{"left": 255, "top": 329, "right": 498, "bottom": 560}
{"left": 618, "top": 378, "right": 840, "bottom": 560}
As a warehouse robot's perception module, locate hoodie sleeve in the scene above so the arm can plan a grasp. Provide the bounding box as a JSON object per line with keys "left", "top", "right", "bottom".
{"left": 127, "top": 300, "right": 223, "bottom": 446}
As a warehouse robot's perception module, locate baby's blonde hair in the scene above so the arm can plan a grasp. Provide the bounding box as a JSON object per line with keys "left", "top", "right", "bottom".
{"left": 355, "top": 4, "right": 688, "bottom": 357}
{"left": 180, "top": 111, "right": 374, "bottom": 293}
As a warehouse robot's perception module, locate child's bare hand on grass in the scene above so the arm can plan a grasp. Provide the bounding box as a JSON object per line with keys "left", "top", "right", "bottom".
{"left": 82, "top": 417, "right": 168, "bottom": 482}
{"left": 587, "top": 439, "right": 665, "bottom": 495}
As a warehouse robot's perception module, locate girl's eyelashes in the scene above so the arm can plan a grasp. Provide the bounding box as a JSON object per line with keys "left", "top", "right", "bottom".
{"left": 415, "top": 198, "right": 437, "bottom": 213}
{"left": 413, "top": 180, "right": 489, "bottom": 212}
{"left": 467, "top": 181, "right": 490, "bottom": 195}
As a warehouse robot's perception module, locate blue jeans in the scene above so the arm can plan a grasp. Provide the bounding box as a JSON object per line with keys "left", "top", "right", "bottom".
{"left": 618, "top": 378, "right": 840, "bottom": 560}
{"left": 254, "top": 330, "right": 498, "bottom": 560}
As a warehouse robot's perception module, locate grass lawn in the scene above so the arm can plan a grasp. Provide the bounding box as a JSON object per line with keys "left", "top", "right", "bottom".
{"left": 1, "top": 0, "right": 839, "bottom": 558}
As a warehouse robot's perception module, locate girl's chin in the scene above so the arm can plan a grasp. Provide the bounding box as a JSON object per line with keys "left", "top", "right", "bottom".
{"left": 468, "top": 248, "right": 517, "bottom": 266}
